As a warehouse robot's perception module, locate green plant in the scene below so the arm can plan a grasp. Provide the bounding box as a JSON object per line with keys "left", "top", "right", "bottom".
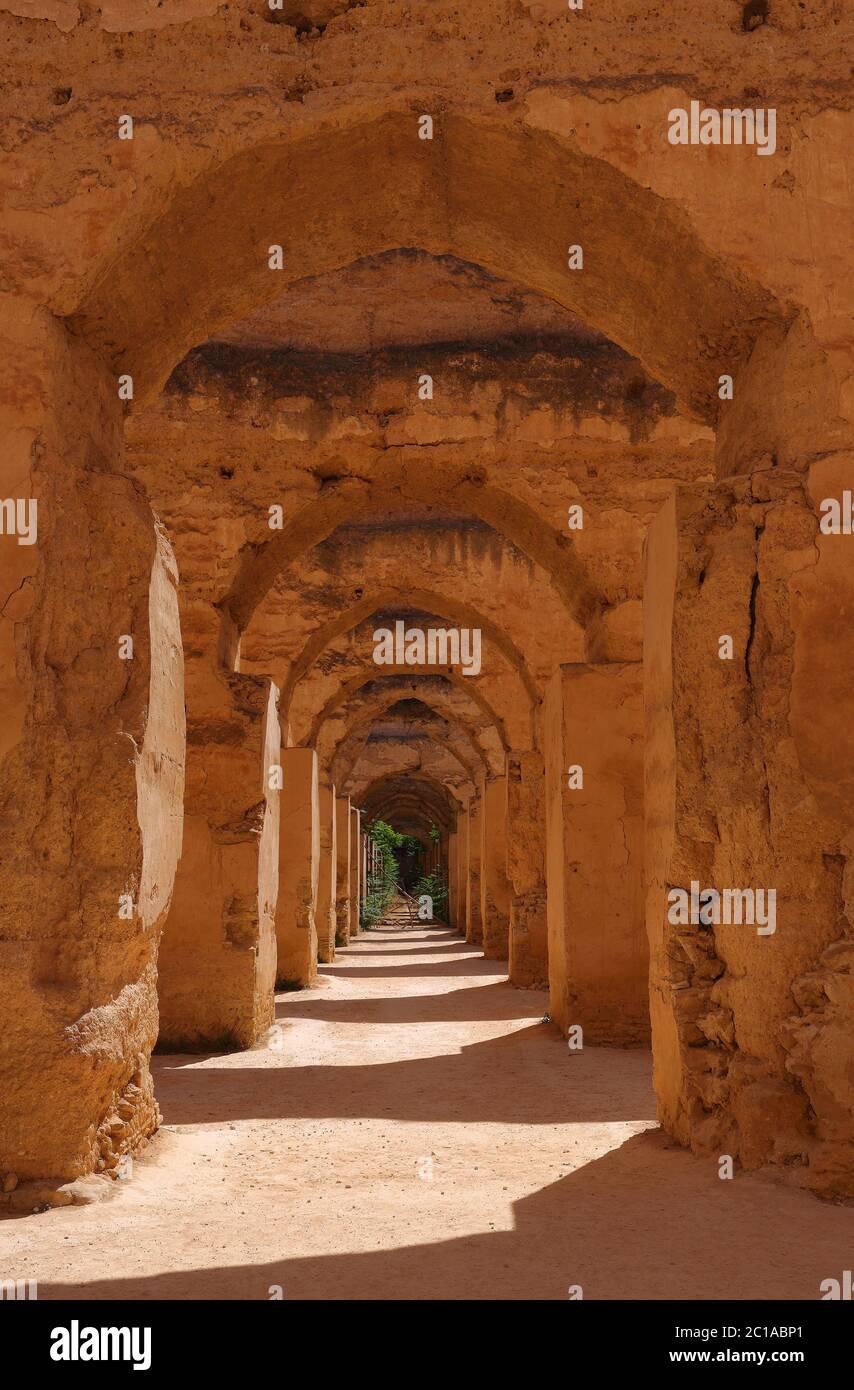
{"left": 360, "top": 819, "right": 402, "bottom": 929}
{"left": 398, "top": 833, "right": 423, "bottom": 857}
{"left": 360, "top": 889, "right": 389, "bottom": 930}
{"left": 412, "top": 869, "right": 449, "bottom": 922}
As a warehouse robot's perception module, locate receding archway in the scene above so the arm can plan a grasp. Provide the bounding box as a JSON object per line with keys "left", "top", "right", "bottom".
{"left": 323, "top": 692, "right": 501, "bottom": 782}
{"left": 359, "top": 771, "right": 461, "bottom": 834}
{"left": 224, "top": 475, "right": 601, "bottom": 644}
{"left": 331, "top": 698, "right": 490, "bottom": 779}
{"left": 279, "top": 586, "right": 540, "bottom": 715}
{"left": 70, "top": 111, "right": 785, "bottom": 420}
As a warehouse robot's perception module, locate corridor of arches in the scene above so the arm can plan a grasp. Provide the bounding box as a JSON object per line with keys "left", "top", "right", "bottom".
{"left": 2, "top": 5, "right": 854, "bottom": 1301}
{"left": 141, "top": 236, "right": 662, "bottom": 1049}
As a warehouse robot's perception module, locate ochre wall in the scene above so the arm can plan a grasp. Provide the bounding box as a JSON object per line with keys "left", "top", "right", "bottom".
{"left": 2, "top": 2, "right": 853, "bottom": 1200}
{"left": 546, "top": 663, "right": 647, "bottom": 1045}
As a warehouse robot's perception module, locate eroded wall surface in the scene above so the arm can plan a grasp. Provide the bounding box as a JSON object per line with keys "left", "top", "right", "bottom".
{"left": 1, "top": 0, "right": 852, "bottom": 1199}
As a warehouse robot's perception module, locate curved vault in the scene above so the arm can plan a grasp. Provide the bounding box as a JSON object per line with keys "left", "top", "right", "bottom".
{"left": 343, "top": 731, "right": 476, "bottom": 804}
{"left": 240, "top": 520, "right": 584, "bottom": 698}
{"left": 284, "top": 611, "right": 536, "bottom": 752}
{"left": 275, "top": 586, "right": 540, "bottom": 715}
{"left": 320, "top": 690, "right": 503, "bottom": 782}
{"left": 336, "top": 726, "right": 480, "bottom": 797}
{"left": 330, "top": 697, "right": 489, "bottom": 772}
{"left": 223, "top": 472, "right": 602, "bottom": 643}
{"left": 308, "top": 671, "right": 510, "bottom": 756}
{"left": 71, "top": 112, "right": 785, "bottom": 419}
{"left": 358, "top": 773, "right": 460, "bottom": 835}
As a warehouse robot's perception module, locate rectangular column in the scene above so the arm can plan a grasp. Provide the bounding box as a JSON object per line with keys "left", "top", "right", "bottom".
{"left": 643, "top": 450, "right": 854, "bottom": 1196}
{"left": 466, "top": 796, "right": 484, "bottom": 945}
{"left": 335, "top": 795, "right": 352, "bottom": 945}
{"left": 457, "top": 807, "right": 470, "bottom": 937}
{"left": 642, "top": 488, "right": 815, "bottom": 1165}
{"left": 348, "top": 807, "right": 361, "bottom": 937}
{"left": 506, "top": 752, "right": 548, "bottom": 987}
{"left": 316, "top": 780, "right": 337, "bottom": 964}
{"left": 480, "top": 774, "right": 511, "bottom": 959}
{"left": 275, "top": 747, "right": 319, "bottom": 986}
{"left": 159, "top": 659, "right": 280, "bottom": 1049}
{"left": 0, "top": 302, "right": 185, "bottom": 1184}
{"left": 643, "top": 487, "right": 825, "bottom": 1177}
{"left": 545, "top": 661, "right": 646, "bottom": 1044}
{"left": 364, "top": 822, "right": 372, "bottom": 900}
{"left": 447, "top": 830, "right": 458, "bottom": 927}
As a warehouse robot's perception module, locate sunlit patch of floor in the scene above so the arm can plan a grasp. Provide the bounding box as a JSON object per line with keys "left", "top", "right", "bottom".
{"left": 2, "top": 927, "right": 852, "bottom": 1301}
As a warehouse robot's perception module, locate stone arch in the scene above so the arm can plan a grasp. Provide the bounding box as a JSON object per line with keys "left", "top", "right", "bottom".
{"left": 358, "top": 772, "right": 460, "bottom": 833}
{"left": 329, "top": 699, "right": 490, "bottom": 775}
{"left": 226, "top": 475, "right": 599, "bottom": 645}
{"left": 320, "top": 690, "right": 502, "bottom": 782}
{"left": 280, "top": 586, "right": 540, "bottom": 715}
{"left": 70, "top": 111, "right": 785, "bottom": 421}
{"left": 307, "top": 669, "right": 510, "bottom": 754}
{"left": 8, "top": 25, "right": 854, "bottom": 1209}
{"left": 291, "top": 645, "right": 533, "bottom": 751}
{"left": 337, "top": 726, "right": 479, "bottom": 796}
{"left": 241, "top": 516, "right": 583, "bottom": 692}
{"left": 343, "top": 731, "right": 476, "bottom": 803}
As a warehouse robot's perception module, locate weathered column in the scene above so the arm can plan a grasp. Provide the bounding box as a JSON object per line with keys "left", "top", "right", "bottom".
{"left": 335, "top": 794, "right": 352, "bottom": 945}
{"left": 466, "top": 796, "right": 484, "bottom": 945}
{"left": 447, "top": 829, "right": 458, "bottom": 927}
{"left": 276, "top": 747, "right": 319, "bottom": 986}
{"left": 480, "top": 774, "right": 511, "bottom": 959}
{"left": 0, "top": 301, "right": 185, "bottom": 1188}
{"left": 456, "top": 807, "right": 470, "bottom": 938}
{"left": 348, "top": 806, "right": 361, "bottom": 937}
{"left": 506, "top": 751, "right": 549, "bottom": 987}
{"left": 439, "top": 830, "right": 450, "bottom": 915}
{"left": 316, "top": 780, "right": 337, "bottom": 964}
{"left": 544, "top": 662, "right": 646, "bottom": 1043}
{"left": 644, "top": 474, "right": 854, "bottom": 1196}
{"left": 158, "top": 638, "right": 280, "bottom": 1050}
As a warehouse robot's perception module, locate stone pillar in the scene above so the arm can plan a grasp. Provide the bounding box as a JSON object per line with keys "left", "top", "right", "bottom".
{"left": 456, "top": 807, "right": 470, "bottom": 938}
{"left": 276, "top": 747, "right": 319, "bottom": 986}
{"left": 348, "top": 807, "right": 361, "bottom": 937}
{"left": 466, "top": 796, "right": 484, "bottom": 945}
{"left": 159, "top": 649, "right": 280, "bottom": 1050}
{"left": 480, "top": 774, "right": 511, "bottom": 959}
{"left": 316, "top": 780, "right": 337, "bottom": 964}
{"left": 506, "top": 751, "right": 549, "bottom": 987}
{"left": 644, "top": 481, "right": 854, "bottom": 1196}
{"left": 440, "top": 831, "right": 450, "bottom": 911}
{"left": 447, "top": 830, "right": 458, "bottom": 927}
{"left": 717, "top": 324, "right": 854, "bottom": 1198}
{"left": 544, "top": 662, "right": 646, "bottom": 1044}
{"left": 0, "top": 301, "right": 185, "bottom": 1185}
{"left": 335, "top": 795, "right": 352, "bottom": 945}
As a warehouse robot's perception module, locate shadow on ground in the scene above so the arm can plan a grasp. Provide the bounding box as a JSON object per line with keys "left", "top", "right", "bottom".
{"left": 38, "top": 1128, "right": 847, "bottom": 1301}
{"left": 153, "top": 1024, "right": 655, "bottom": 1127}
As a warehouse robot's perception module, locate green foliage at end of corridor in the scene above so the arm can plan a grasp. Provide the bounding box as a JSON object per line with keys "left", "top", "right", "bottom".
{"left": 361, "top": 819, "right": 403, "bottom": 929}
{"left": 413, "top": 869, "right": 449, "bottom": 921}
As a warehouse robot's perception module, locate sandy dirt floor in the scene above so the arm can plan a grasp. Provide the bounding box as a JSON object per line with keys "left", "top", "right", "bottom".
{"left": 2, "top": 923, "right": 852, "bottom": 1301}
